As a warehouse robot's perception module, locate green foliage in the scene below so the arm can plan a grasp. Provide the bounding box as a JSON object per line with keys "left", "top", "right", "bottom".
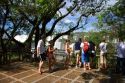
{"left": 117, "top": 24, "right": 125, "bottom": 39}
{"left": 97, "top": 13, "right": 104, "bottom": 28}
{"left": 36, "top": 0, "right": 44, "bottom": 3}
{"left": 108, "top": 0, "right": 125, "bottom": 39}
{"left": 107, "top": 42, "right": 115, "bottom": 54}
{"left": 95, "top": 0, "right": 125, "bottom": 41}
{"left": 87, "top": 31, "right": 107, "bottom": 45}
{"left": 111, "top": 0, "right": 125, "bottom": 17}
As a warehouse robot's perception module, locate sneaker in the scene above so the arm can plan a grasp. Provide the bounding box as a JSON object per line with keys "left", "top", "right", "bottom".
{"left": 97, "top": 68, "right": 101, "bottom": 71}
{"left": 89, "top": 68, "right": 91, "bottom": 70}
{"left": 52, "top": 66, "right": 56, "bottom": 70}
{"left": 79, "top": 63, "right": 81, "bottom": 67}
{"left": 68, "top": 65, "right": 71, "bottom": 68}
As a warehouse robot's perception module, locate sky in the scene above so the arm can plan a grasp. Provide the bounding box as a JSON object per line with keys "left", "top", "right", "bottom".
{"left": 46, "top": 0, "right": 118, "bottom": 32}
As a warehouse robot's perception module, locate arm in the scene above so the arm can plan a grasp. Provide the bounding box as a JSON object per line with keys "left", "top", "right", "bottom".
{"left": 48, "top": 46, "right": 55, "bottom": 52}
{"left": 65, "top": 43, "right": 67, "bottom": 51}
{"left": 37, "top": 47, "right": 40, "bottom": 56}
{"left": 80, "top": 43, "right": 83, "bottom": 52}
{"left": 37, "top": 40, "right": 41, "bottom": 55}
{"left": 95, "top": 46, "right": 97, "bottom": 51}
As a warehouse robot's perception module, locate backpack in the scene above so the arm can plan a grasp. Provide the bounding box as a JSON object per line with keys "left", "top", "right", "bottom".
{"left": 83, "top": 42, "right": 89, "bottom": 53}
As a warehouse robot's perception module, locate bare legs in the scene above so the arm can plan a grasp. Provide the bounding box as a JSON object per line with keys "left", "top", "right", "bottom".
{"left": 83, "top": 62, "right": 91, "bottom": 70}
{"left": 38, "top": 60, "right": 43, "bottom": 74}
{"left": 48, "top": 57, "right": 56, "bottom": 72}
{"left": 88, "top": 62, "right": 91, "bottom": 69}
{"left": 100, "top": 54, "right": 107, "bottom": 69}
{"left": 90, "top": 57, "right": 95, "bottom": 68}
{"left": 64, "top": 54, "right": 70, "bottom": 69}
{"left": 48, "top": 58, "right": 52, "bottom": 72}
{"left": 76, "top": 54, "right": 81, "bottom": 68}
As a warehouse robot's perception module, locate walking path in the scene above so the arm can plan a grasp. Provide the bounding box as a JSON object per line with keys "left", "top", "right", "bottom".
{"left": 0, "top": 62, "right": 124, "bottom": 83}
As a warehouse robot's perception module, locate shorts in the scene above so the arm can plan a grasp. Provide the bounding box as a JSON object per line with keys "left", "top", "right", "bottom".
{"left": 81, "top": 52, "right": 89, "bottom": 63}
{"left": 65, "top": 52, "right": 70, "bottom": 60}
{"left": 81, "top": 53, "right": 85, "bottom": 63}
{"left": 74, "top": 50, "right": 80, "bottom": 56}
{"left": 84, "top": 53, "right": 89, "bottom": 62}
{"left": 89, "top": 50, "right": 96, "bottom": 58}
{"left": 100, "top": 52, "right": 107, "bottom": 64}
{"left": 39, "top": 53, "right": 46, "bottom": 61}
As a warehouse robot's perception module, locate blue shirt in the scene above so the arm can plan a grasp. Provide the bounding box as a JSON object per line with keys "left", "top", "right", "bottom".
{"left": 75, "top": 41, "right": 81, "bottom": 50}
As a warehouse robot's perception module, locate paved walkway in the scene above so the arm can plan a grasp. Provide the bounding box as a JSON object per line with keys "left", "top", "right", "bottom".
{"left": 0, "top": 62, "right": 124, "bottom": 83}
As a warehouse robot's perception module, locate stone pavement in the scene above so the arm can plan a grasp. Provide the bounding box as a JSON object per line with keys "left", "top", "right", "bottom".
{"left": 0, "top": 62, "right": 124, "bottom": 83}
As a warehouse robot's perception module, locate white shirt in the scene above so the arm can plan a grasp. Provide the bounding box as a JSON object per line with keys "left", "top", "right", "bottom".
{"left": 99, "top": 42, "right": 107, "bottom": 54}
{"left": 37, "top": 39, "right": 46, "bottom": 54}
{"left": 116, "top": 41, "right": 125, "bottom": 58}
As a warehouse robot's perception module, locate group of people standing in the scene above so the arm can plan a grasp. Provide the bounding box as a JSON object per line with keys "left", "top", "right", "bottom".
{"left": 64, "top": 37, "right": 97, "bottom": 71}
{"left": 36, "top": 36, "right": 125, "bottom": 76}
{"left": 64, "top": 36, "right": 125, "bottom": 76}
{"left": 71, "top": 37, "right": 96, "bottom": 70}
{"left": 37, "top": 38, "right": 56, "bottom": 73}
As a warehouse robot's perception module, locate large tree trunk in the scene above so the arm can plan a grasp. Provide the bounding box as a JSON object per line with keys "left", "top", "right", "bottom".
{"left": 0, "top": 39, "right": 7, "bottom": 64}
{"left": 35, "top": 26, "right": 39, "bottom": 48}
{"left": 41, "top": 21, "right": 47, "bottom": 44}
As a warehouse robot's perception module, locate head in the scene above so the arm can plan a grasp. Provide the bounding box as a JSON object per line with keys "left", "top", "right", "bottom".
{"left": 119, "top": 37, "right": 124, "bottom": 42}
{"left": 66, "top": 39, "right": 70, "bottom": 44}
{"left": 40, "top": 35, "right": 46, "bottom": 40}
{"left": 49, "top": 40, "right": 53, "bottom": 46}
{"left": 102, "top": 38, "right": 106, "bottom": 42}
{"left": 83, "top": 37, "right": 88, "bottom": 42}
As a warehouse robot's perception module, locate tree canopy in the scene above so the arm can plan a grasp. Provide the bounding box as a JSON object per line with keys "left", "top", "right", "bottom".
{"left": 0, "top": 0, "right": 109, "bottom": 64}
{"left": 95, "top": 0, "right": 125, "bottom": 40}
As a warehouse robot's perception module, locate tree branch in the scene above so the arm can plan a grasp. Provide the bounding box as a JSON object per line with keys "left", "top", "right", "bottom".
{"left": 19, "top": 10, "right": 34, "bottom": 24}
{"left": 53, "top": 15, "right": 82, "bottom": 43}
{"left": 46, "top": 3, "right": 77, "bottom": 37}
{"left": 3, "top": 29, "right": 24, "bottom": 46}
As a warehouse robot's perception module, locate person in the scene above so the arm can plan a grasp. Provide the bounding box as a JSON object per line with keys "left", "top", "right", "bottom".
{"left": 116, "top": 38, "right": 125, "bottom": 75}
{"left": 99, "top": 39, "right": 107, "bottom": 70}
{"left": 37, "top": 37, "right": 46, "bottom": 74}
{"left": 74, "top": 38, "right": 82, "bottom": 68}
{"left": 64, "top": 39, "right": 72, "bottom": 69}
{"left": 31, "top": 49, "right": 37, "bottom": 62}
{"left": 47, "top": 40, "right": 56, "bottom": 73}
{"left": 69, "top": 42, "right": 74, "bottom": 66}
{"left": 88, "top": 41, "right": 96, "bottom": 68}
{"left": 80, "top": 37, "right": 91, "bottom": 71}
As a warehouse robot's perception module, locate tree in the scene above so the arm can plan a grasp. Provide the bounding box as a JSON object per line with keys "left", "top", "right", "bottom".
{"left": 0, "top": 0, "right": 107, "bottom": 64}
{"left": 96, "top": 0, "right": 125, "bottom": 40}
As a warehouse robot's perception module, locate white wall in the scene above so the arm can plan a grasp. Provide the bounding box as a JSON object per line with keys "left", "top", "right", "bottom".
{"left": 54, "top": 35, "right": 68, "bottom": 50}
